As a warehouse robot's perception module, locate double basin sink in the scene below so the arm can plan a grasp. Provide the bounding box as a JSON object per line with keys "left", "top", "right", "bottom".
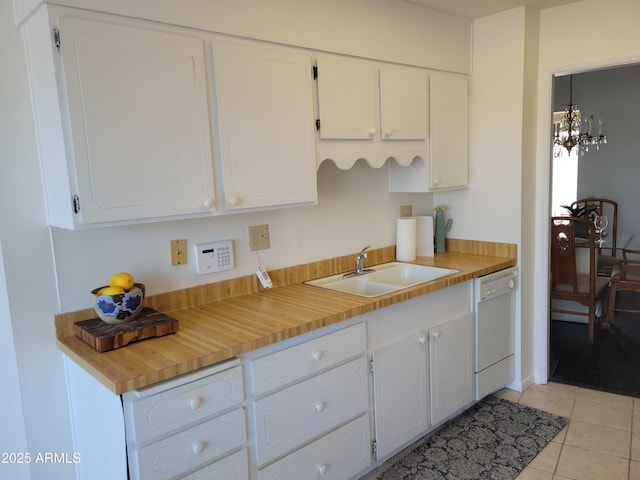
{"left": 304, "top": 262, "right": 459, "bottom": 298}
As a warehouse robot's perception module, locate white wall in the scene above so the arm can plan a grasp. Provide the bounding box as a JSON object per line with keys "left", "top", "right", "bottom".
{"left": 0, "top": 242, "right": 29, "bottom": 480}
{"left": 14, "top": 0, "right": 472, "bottom": 74}
{"left": 535, "top": 0, "right": 640, "bottom": 381}
{"left": 434, "top": 7, "right": 531, "bottom": 388}
{"left": 53, "top": 161, "right": 433, "bottom": 311}
{"left": 1, "top": 0, "right": 75, "bottom": 478}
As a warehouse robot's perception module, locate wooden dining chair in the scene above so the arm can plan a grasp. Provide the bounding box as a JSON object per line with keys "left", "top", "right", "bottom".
{"left": 570, "top": 198, "right": 618, "bottom": 276}
{"left": 550, "top": 216, "right": 610, "bottom": 343}
{"left": 607, "top": 249, "right": 640, "bottom": 323}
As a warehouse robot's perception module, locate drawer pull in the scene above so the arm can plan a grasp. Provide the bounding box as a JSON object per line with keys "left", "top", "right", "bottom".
{"left": 190, "top": 397, "right": 202, "bottom": 410}
{"left": 192, "top": 441, "right": 206, "bottom": 455}
{"left": 318, "top": 463, "right": 328, "bottom": 475}
{"left": 314, "top": 401, "right": 326, "bottom": 413}
{"left": 312, "top": 351, "right": 324, "bottom": 362}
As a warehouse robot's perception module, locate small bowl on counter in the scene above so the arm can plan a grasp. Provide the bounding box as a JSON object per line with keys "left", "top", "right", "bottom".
{"left": 91, "top": 283, "right": 145, "bottom": 324}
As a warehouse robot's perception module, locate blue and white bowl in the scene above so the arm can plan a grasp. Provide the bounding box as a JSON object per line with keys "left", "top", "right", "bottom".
{"left": 91, "top": 283, "right": 145, "bottom": 324}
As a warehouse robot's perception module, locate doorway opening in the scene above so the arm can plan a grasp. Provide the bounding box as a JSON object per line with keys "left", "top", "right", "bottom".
{"left": 548, "top": 66, "right": 640, "bottom": 397}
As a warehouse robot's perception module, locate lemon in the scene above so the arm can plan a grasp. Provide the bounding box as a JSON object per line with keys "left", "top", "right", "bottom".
{"left": 98, "top": 286, "right": 125, "bottom": 295}
{"left": 109, "top": 272, "right": 135, "bottom": 291}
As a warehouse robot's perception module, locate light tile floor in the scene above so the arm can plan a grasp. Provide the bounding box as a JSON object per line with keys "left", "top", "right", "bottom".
{"left": 495, "top": 383, "right": 640, "bottom": 480}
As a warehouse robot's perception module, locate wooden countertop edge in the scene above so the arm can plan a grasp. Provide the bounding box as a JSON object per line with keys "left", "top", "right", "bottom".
{"left": 55, "top": 240, "right": 517, "bottom": 395}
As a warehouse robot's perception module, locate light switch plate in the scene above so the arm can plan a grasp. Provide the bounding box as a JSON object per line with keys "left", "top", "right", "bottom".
{"left": 194, "top": 240, "right": 234, "bottom": 275}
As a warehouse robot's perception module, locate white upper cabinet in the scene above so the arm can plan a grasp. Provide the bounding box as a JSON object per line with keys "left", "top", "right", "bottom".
{"left": 429, "top": 71, "right": 469, "bottom": 189}
{"left": 379, "top": 66, "right": 428, "bottom": 140}
{"left": 316, "top": 57, "right": 428, "bottom": 142}
{"left": 315, "top": 55, "right": 429, "bottom": 169}
{"left": 26, "top": 9, "right": 216, "bottom": 228}
{"left": 211, "top": 38, "right": 317, "bottom": 211}
{"left": 388, "top": 71, "right": 469, "bottom": 192}
{"left": 316, "top": 55, "right": 378, "bottom": 140}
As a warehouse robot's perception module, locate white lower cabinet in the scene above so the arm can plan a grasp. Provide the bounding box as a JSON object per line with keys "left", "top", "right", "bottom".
{"left": 119, "top": 284, "right": 477, "bottom": 480}
{"left": 123, "top": 360, "right": 249, "bottom": 480}
{"left": 253, "top": 356, "right": 369, "bottom": 466}
{"left": 257, "top": 415, "right": 371, "bottom": 480}
{"left": 429, "top": 312, "right": 474, "bottom": 425}
{"left": 371, "top": 331, "right": 429, "bottom": 460}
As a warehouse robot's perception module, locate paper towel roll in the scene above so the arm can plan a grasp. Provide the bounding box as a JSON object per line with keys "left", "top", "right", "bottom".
{"left": 416, "top": 216, "right": 435, "bottom": 257}
{"left": 396, "top": 217, "right": 417, "bottom": 261}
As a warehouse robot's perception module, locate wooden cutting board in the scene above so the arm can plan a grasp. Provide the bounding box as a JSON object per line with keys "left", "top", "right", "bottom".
{"left": 74, "top": 307, "right": 179, "bottom": 352}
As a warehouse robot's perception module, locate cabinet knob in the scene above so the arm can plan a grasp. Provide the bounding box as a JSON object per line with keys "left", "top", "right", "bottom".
{"left": 314, "top": 401, "right": 326, "bottom": 413}
{"left": 192, "top": 442, "right": 205, "bottom": 455}
{"left": 190, "top": 397, "right": 202, "bottom": 410}
{"left": 312, "top": 351, "right": 323, "bottom": 362}
{"left": 318, "top": 464, "right": 328, "bottom": 475}
{"left": 433, "top": 179, "right": 440, "bottom": 186}
{"left": 419, "top": 336, "right": 426, "bottom": 345}
{"left": 432, "top": 330, "right": 441, "bottom": 340}
{"left": 227, "top": 195, "right": 239, "bottom": 207}
{"left": 508, "top": 279, "right": 515, "bottom": 289}
{"left": 369, "top": 127, "right": 376, "bottom": 136}
{"left": 203, "top": 197, "right": 214, "bottom": 209}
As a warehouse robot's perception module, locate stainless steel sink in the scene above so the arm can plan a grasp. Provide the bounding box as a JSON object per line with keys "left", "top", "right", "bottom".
{"left": 304, "top": 262, "right": 459, "bottom": 297}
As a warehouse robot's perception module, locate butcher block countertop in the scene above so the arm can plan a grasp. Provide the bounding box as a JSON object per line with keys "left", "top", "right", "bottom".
{"left": 55, "top": 239, "right": 516, "bottom": 395}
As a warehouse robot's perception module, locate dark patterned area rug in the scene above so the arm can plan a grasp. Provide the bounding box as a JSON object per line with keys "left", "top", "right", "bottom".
{"left": 376, "top": 395, "right": 569, "bottom": 480}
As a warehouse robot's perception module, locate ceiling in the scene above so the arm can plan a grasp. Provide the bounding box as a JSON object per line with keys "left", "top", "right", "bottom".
{"left": 404, "top": 0, "right": 582, "bottom": 19}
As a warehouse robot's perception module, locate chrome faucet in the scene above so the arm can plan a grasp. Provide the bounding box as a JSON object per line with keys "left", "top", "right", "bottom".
{"left": 354, "top": 245, "right": 371, "bottom": 275}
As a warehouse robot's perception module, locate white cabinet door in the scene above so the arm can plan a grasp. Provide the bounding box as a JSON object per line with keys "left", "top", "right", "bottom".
{"left": 316, "top": 55, "right": 378, "bottom": 139}
{"left": 429, "top": 71, "right": 469, "bottom": 189}
{"left": 372, "top": 331, "right": 429, "bottom": 460}
{"left": 212, "top": 38, "right": 317, "bottom": 210}
{"left": 429, "top": 312, "right": 473, "bottom": 425}
{"left": 54, "top": 15, "right": 215, "bottom": 225}
{"left": 388, "top": 71, "right": 469, "bottom": 192}
{"left": 379, "top": 66, "right": 428, "bottom": 140}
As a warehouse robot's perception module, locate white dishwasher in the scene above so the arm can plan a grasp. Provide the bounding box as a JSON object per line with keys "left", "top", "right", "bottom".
{"left": 474, "top": 267, "right": 518, "bottom": 400}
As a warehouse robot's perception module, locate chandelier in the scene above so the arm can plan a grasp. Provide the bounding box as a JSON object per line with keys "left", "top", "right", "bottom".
{"left": 552, "top": 74, "right": 607, "bottom": 158}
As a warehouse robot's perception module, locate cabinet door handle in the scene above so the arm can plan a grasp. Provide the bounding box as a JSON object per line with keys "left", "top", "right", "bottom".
{"left": 192, "top": 441, "right": 205, "bottom": 455}
{"left": 203, "top": 197, "right": 214, "bottom": 209}
{"left": 432, "top": 330, "right": 441, "bottom": 340}
{"left": 384, "top": 129, "right": 392, "bottom": 138}
{"left": 369, "top": 127, "right": 376, "bottom": 136}
{"left": 419, "top": 336, "right": 426, "bottom": 344}
{"left": 508, "top": 279, "right": 515, "bottom": 289}
{"left": 312, "top": 351, "right": 323, "bottom": 362}
{"left": 227, "top": 195, "right": 239, "bottom": 207}
{"left": 190, "top": 397, "right": 202, "bottom": 410}
{"left": 314, "top": 401, "right": 326, "bottom": 413}
{"left": 318, "top": 463, "right": 328, "bottom": 475}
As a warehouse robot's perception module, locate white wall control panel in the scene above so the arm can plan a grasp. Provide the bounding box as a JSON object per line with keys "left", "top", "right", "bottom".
{"left": 194, "top": 240, "right": 234, "bottom": 275}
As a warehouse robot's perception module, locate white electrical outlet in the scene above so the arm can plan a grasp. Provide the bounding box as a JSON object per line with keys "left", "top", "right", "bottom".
{"left": 194, "top": 240, "right": 234, "bottom": 275}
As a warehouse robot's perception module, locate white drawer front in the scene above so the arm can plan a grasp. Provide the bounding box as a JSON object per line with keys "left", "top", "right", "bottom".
{"left": 258, "top": 415, "right": 371, "bottom": 480}
{"left": 251, "top": 323, "right": 366, "bottom": 396}
{"left": 132, "top": 408, "right": 246, "bottom": 480}
{"left": 182, "top": 448, "right": 249, "bottom": 480}
{"left": 254, "top": 356, "right": 369, "bottom": 466}
{"left": 127, "top": 365, "right": 244, "bottom": 444}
